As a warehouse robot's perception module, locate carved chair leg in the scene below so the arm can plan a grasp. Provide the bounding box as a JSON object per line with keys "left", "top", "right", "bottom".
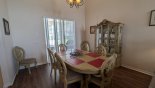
{"left": 51, "top": 65, "right": 57, "bottom": 85}
{"left": 80, "top": 79, "right": 84, "bottom": 88}
{"left": 84, "top": 75, "right": 89, "bottom": 88}
{"left": 55, "top": 67, "right": 57, "bottom": 85}
{"left": 110, "top": 79, "right": 112, "bottom": 88}
{"left": 50, "top": 65, "right": 53, "bottom": 77}
{"left": 100, "top": 81, "right": 105, "bottom": 88}
{"left": 27, "top": 65, "right": 31, "bottom": 74}
{"left": 64, "top": 79, "right": 67, "bottom": 88}
{"left": 35, "top": 60, "right": 37, "bottom": 68}
{"left": 16, "top": 64, "right": 20, "bottom": 75}
{"left": 50, "top": 65, "right": 57, "bottom": 86}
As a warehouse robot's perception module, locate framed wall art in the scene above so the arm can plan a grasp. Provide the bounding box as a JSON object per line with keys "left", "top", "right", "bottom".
{"left": 149, "top": 10, "right": 155, "bottom": 26}
{"left": 3, "top": 18, "right": 10, "bottom": 35}
{"left": 90, "top": 26, "right": 97, "bottom": 34}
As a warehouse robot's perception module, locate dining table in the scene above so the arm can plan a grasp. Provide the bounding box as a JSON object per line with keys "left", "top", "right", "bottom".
{"left": 57, "top": 49, "right": 107, "bottom": 88}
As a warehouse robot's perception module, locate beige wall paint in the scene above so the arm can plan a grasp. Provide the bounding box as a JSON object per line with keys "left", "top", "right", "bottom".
{"left": 86, "top": 0, "right": 155, "bottom": 75}
{"left": 7, "top": 0, "right": 85, "bottom": 65}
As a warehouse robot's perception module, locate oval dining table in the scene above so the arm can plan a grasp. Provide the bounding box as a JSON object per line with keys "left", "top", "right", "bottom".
{"left": 57, "top": 49, "right": 107, "bottom": 88}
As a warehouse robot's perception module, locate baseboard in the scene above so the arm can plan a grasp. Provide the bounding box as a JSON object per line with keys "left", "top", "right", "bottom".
{"left": 121, "top": 64, "right": 155, "bottom": 76}
{"left": 6, "top": 62, "right": 47, "bottom": 88}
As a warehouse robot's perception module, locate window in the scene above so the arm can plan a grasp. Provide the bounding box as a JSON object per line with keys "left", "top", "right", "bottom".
{"left": 44, "top": 18, "right": 76, "bottom": 52}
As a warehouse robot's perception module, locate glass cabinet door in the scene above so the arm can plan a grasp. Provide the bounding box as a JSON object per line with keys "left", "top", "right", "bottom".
{"left": 95, "top": 28, "right": 101, "bottom": 47}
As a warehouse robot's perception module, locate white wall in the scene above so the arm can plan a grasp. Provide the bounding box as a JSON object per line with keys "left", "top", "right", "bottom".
{"left": 7, "top": 0, "right": 85, "bottom": 65}
{"left": 85, "top": 0, "right": 155, "bottom": 75}
{"left": 0, "top": 0, "right": 16, "bottom": 87}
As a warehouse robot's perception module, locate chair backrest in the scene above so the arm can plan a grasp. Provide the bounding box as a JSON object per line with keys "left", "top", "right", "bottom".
{"left": 80, "top": 41, "right": 90, "bottom": 51}
{"left": 54, "top": 53, "right": 67, "bottom": 81}
{"left": 101, "top": 53, "right": 117, "bottom": 79}
{"left": 95, "top": 44, "right": 107, "bottom": 56}
{"left": 58, "top": 44, "right": 67, "bottom": 52}
{"left": 13, "top": 46, "right": 25, "bottom": 62}
{"left": 47, "top": 48, "right": 56, "bottom": 64}
{"left": 66, "top": 40, "right": 74, "bottom": 49}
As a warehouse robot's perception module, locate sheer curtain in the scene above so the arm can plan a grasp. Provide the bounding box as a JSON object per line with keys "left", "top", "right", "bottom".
{"left": 44, "top": 18, "right": 76, "bottom": 52}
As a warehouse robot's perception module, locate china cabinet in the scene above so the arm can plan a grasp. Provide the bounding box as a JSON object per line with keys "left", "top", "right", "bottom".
{"left": 95, "top": 19, "right": 124, "bottom": 67}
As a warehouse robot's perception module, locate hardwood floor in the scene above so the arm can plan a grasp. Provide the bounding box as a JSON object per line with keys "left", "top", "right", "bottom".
{"left": 10, "top": 64, "right": 152, "bottom": 88}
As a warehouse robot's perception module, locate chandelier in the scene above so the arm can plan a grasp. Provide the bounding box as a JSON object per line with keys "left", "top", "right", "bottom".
{"left": 66, "top": 0, "right": 84, "bottom": 8}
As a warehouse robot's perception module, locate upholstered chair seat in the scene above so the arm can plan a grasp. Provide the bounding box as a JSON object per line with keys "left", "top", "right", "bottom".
{"left": 20, "top": 58, "right": 36, "bottom": 64}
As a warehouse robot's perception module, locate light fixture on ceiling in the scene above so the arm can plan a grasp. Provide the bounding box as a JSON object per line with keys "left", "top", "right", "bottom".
{"left": 66, "top": 0, "right": 84, "bottom": 8}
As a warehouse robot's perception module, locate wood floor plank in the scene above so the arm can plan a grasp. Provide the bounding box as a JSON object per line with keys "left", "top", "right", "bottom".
{"left": 9, "top": 64, "right": 152, "bottom": 88}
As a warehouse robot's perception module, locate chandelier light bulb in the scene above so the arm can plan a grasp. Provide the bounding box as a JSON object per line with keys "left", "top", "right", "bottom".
{"left": 76, "top": 0, "right": 81, "bottom": 4}
{"left": 66, "top": 0, "right": 84, "bottom": 8}
{"left": 69, "top": 0, "right": 73, "bottom": 3}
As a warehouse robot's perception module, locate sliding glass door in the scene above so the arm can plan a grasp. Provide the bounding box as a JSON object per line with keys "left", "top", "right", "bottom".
{"left": 64, "top": 20, "right": 75, "bottom": 51}
{"left": 44, "top": 18, "right": 76, "bottom": 52}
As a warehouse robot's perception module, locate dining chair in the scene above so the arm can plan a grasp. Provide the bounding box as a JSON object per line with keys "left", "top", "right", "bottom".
{"left": 95, "top": 44, "right": 107, "bottom": 56}
{"left": 66, "top": 40, "right": 74, "bottom": 50}
{"left": 80, "top": 41, "right": 90, "bottom": 51}
{"left": 89, "top": 54, "right": 117, "bottom": 88}
{"left": 54, "top": 53, "right": 84, "bottom": 88}
{"left": 13, "top": 46, "right": 37, "bottom": 74}
{"left": 47, "top": 48, "right": 57, "bottom": 78}
{"left": 58, "top": 44, "right": 67, "bottom": 52}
